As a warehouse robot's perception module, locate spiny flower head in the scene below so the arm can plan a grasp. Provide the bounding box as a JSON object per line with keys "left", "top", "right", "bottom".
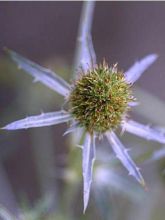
{"left": 69, "top": 62, "right": 134, "bottom": 133}
{"left": 2, "top": 49, "right": 162, "bottom": 213}
{"left": 2, "top": 1, "right": 165, "bottom": 214}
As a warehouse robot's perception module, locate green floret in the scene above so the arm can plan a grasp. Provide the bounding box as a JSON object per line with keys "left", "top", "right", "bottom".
{"left": 69, "top": 62, "right": 134, "bottom": 134}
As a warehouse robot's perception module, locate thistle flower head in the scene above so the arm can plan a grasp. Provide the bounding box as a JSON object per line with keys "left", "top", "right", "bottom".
{"left": 69, "top": 62, "right": 134, "bottom": 133}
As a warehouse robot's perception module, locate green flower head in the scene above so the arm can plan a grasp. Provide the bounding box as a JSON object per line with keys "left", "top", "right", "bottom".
{"left": 69, "top": 62, "right": 134, "bottom": 133}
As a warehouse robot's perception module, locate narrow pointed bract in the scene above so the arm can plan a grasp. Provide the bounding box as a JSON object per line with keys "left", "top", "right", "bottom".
{"left": 63, "top": 121, "right": 79, "bottom": 136}
{"left": 2, "top": 111, "right": 71, "bottom": 130}
{"left": 122, "top": 120, "right": 165, "bottom": 144}
{"left": 125, "top": 54, "right": 158, "bottom": 84}
{"left": 74, "top": 1, "right": 96, "bottom": 74}
{"left": 82, "top": 133, "right": 96, "bottom": 213}
{"left": 106, "top": 132, "right": 145, "bottom": 187}
{"left": 5, "top": 48, "right": 70, "bottom": 97}
{"left": 149, "top": 148, "right": 165, "bottom": 162}
{"left": 128, "top": 101, "right": 139, "bottom": 107}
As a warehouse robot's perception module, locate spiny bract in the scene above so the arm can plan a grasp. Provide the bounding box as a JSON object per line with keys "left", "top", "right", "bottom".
{"left": 69, "top": 62, "right": 134, "bottom": 133}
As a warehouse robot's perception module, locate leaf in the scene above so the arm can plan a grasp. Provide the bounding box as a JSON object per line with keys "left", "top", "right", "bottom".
{"left": 74, "top": 1, "right": 96, "bottom": 74}
{"left": 125, "top": 54, "right": 158, "bottom": 84}
{"left": 122, "top": 120, "right": 165, "bottom": 144}
{"left": 2, "top": 111, "right": 71, "bottom": 130}
{"left": 82, "top": 133, "right": 96, "bottom": 213}
{"left": 106, "top": 132, "right": 145, "bottom": 187}
{"left": 5, "top": 48, "right": 70, "bottom": 97}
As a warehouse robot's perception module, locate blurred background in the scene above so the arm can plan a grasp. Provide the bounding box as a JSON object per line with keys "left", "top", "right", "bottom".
{"left": 0, "top": 1, "right": 165, "bottom": 220}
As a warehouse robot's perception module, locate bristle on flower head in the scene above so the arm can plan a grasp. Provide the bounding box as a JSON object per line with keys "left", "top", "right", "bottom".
{"left": 69, "top": 61, "right": 135, "bottom": 134}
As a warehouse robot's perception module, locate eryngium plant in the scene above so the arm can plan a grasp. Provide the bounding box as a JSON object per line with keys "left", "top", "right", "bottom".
{"left": 2, "top": 1, "right": 165, "bottom": 213}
